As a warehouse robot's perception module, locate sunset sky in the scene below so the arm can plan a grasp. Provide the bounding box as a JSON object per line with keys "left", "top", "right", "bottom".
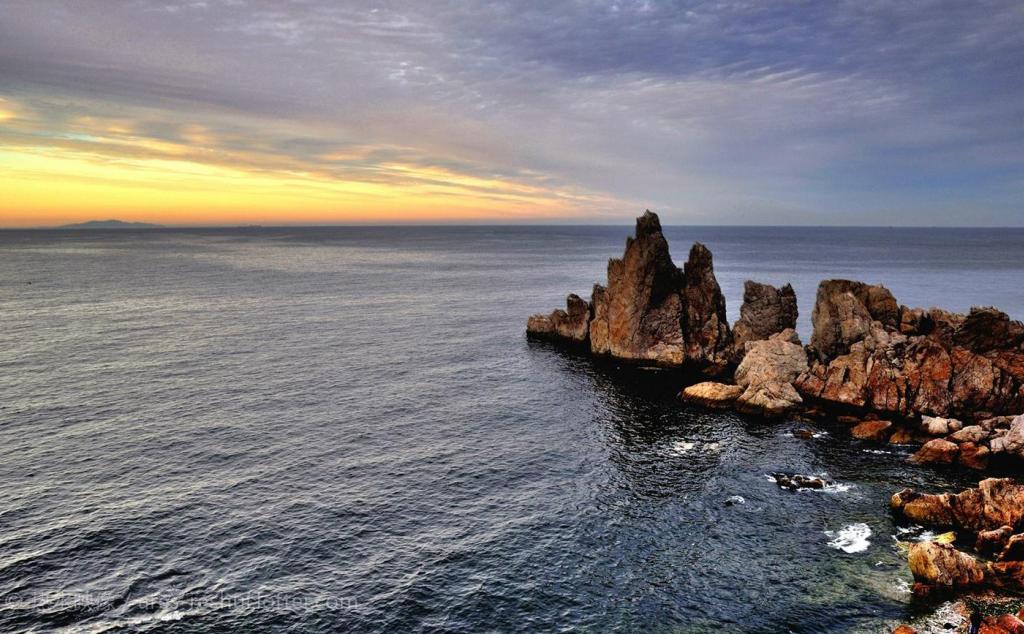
{"left": 2, "top": 1, "right": 1023, "bottom": 227}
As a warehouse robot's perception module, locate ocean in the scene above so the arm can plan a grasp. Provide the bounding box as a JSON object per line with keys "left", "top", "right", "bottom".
{"left": 2, "top": 225, "right": 1023, "bottom": 633}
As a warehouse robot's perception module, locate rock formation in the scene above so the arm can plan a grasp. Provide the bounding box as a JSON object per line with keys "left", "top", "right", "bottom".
{"left": 892, "top": 479, "right": 1024, "bottom": 532}
{"left": 527, "top": 210, "right": 1024, "bottom": 429}
{"left": 527, "top": 210, "right": 733, "bottom": 372}
{"left": 681, "top": 243, "right": 733, "bottom": 372}
{"left": 796, "top": 280, "right": 1024, "bottom": 419}
{"left": 679, "top": 382, "right": 743, "bottom": 409}
{"left": 894, "top": 480, "right": 1024, "bottom": 596}
{"left": 733, "top": 328, "right": 808, "bottom": 416}
{"left": 526, "top": 294, "right": 590, "bottom": 344}
{"left": 730, "top": 281, "right": 798, "bottom": 362}
{"left": 909, "top": 414, "right": 1022, "bottom": 470}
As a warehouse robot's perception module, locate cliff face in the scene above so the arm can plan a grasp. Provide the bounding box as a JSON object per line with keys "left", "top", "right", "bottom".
{"left": 528, "top": 210, "right": 732, "bottom": 371}
{"left": 796, "top": 281, "right": 1024, "bottom": 419}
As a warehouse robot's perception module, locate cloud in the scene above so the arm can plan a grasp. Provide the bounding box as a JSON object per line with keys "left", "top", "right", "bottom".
{"left": 1, "top": 0, "right": 1022, "bottom": 225}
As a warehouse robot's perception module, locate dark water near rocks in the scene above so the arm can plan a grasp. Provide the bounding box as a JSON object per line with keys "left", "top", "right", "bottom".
{"left": 2, "top": 225, "right": 1023, "bottom": 633}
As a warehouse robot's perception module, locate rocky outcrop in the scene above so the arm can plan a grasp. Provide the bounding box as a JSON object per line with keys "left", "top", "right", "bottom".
{"left": 681, "top": 243, "right": 733, "bottom": 372}
{"left": 731, "top": 281, "right": 798, "bottom": 363}
{"left": 528, "top": 211, "right": 1024, "bottom": 436}
{"left": 907, "top": 414, "right": 1021, "bottom": 470}
{"left": 891, "top": 479, "right": 1024, "bottom": 533}
{"left": 808, "top": 279, "right": 899, "bottom": 362}
{"left": 526, "top": 294, "right": 590, "bottom": 343}
{"left": 908, "top": 541, "right": 986, "bottom": 588}
{"left": 732, "top": 328, "right": 807, "bottom": 416}
{"left": 896, "top": 480, "right": 1024, "bottom": 597}
{"left": 527, "top": 210, "right": 732, "bottom": 372}
{"left": 679, "top": 382, "right": 743, "bottom": 409}
{"left": 796, "top": 279, "right": 1024, "bottom": 419}
{"left": 593, "top": 211, "right": 688, "bottom": 365}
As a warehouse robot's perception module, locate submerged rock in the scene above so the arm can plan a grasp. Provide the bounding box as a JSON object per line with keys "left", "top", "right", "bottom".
{"left": 772, "top": 473, "right": 830, "bottom": 491}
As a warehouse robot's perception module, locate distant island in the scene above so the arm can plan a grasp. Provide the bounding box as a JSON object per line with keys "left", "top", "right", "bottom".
{"left": 57, "top": 220, "right": 163, "bottom": 230}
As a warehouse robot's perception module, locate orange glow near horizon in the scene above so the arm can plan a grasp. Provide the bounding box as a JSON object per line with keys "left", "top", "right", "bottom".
{"left": 0, "top": 145, "right": 600, "bottom": 227}
{"left": 0, "top": 97, "right": 621, "bottom": 227}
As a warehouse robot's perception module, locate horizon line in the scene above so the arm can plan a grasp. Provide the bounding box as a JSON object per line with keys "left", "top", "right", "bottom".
{"left": 5, "top": 222, "right": 1024, "bottom": 230}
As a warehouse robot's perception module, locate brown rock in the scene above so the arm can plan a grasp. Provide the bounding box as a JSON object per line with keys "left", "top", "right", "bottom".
{"left": 681, "top": 242, "right": 732, "bottom": 372}
{"left": 809, "top": 279, "right": 899, "bottom": 362}
{"left": 910, "top": 439, "right": 959, "bottom": 465}
{"left": 892, "top": 478, "right": 1024, "bottom": 532}
{"left": 991, "top": 415, "right": 1024, "bottom": 459}
{"left": 920, "top": 416, "right": 962, "bottom": 436}
{"left": 734, "top": 329, "right": 808, "bottom": 388}
{"left": 959, "top": 442, "right": 991, "bottom": 470}
{"left": 589, "top": 284, "right": 610, "bottom": 354}
{"left": 889, "top": 428, "right": 914, "bottom": 444}
{"left": 981, "top": 614, "right": 1024, "bottom": 634}
{"left": 735, "top": 381, "right": 803, "bottom": 417}
{"left": 999, "top": 534, "right": 1024, "bottom": 562}
{"left": 590, "top": 211, "right": 687, "bottom": 365}
{"left": 527, "top": 294, "right": 590, "bottom": 343}
{"left": 731, "top": 281, "right": 798, "bottom": 362}
{"left": 680, "top": 382, "right": 743, "bottom": 409}
{"left": 977, "top": 526, "right": 1015, "bottom": 558}
{"left": 981, "top": 416, "right": 1016, "bottom": 431}
{"left": 583, "top": 211, "right": 733, "bottom": 371}
{"left": 899, "top": 306, "right": 931, "bottom": 335}
{"left": 907, "top": 541, "right": 985, "bottom": 587}
{"left": 954, "top": 307, "right": 1024, "bottom": 354}
{"left": 891, "top": 626, "right": 917, "bottom": 634}
{"left": 851, "top": 419, "right": 892, "bottom": 441}
{"left": 526, "top": 313, "right": 554, "bottom": 336}
{"left": 732, "top": 329, "right": 807, "bottom": 417}
{"left": 949, "top": 425, "right": 990, "bottom": 444}
{"left": 988, "top": 560, "right": 1024, "bottom": 591}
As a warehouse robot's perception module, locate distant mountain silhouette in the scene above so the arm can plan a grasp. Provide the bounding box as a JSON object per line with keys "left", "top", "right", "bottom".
{"left": 57, "top": 219, "right": 163, "bottom": 230}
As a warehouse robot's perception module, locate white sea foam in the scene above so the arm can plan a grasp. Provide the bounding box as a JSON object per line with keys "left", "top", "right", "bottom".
{"left": 825, "top": 523, "right": 872, "bottom": 553}
{"left": 670, "top": 440, "right": 695, "bottom": 455}
{"left": 821, "top": 482, "right": 854, "bottom": 494}
{"left": 894, "top": 525, "right": 939, "bottom": 542}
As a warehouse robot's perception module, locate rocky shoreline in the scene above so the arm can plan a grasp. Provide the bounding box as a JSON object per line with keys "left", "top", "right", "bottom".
{"left": 526, "top": 211, "right": 1024, "bottom": 632}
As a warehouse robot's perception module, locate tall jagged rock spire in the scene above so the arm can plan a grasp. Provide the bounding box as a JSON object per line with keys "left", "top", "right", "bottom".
{"left": 681, "top": 242, "right": 732, "bottom": 372}
{"left": 529, "top": 209, "right": 732, "bottom": 373}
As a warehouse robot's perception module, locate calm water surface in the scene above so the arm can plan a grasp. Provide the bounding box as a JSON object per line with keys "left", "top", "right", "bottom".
{"left": 1, "top": 226, "right": 1023, "bottom": 633}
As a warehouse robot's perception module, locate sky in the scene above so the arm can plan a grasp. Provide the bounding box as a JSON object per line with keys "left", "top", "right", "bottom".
{"left": 1, "top": 0, "right": 1023, "bottom": 227}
